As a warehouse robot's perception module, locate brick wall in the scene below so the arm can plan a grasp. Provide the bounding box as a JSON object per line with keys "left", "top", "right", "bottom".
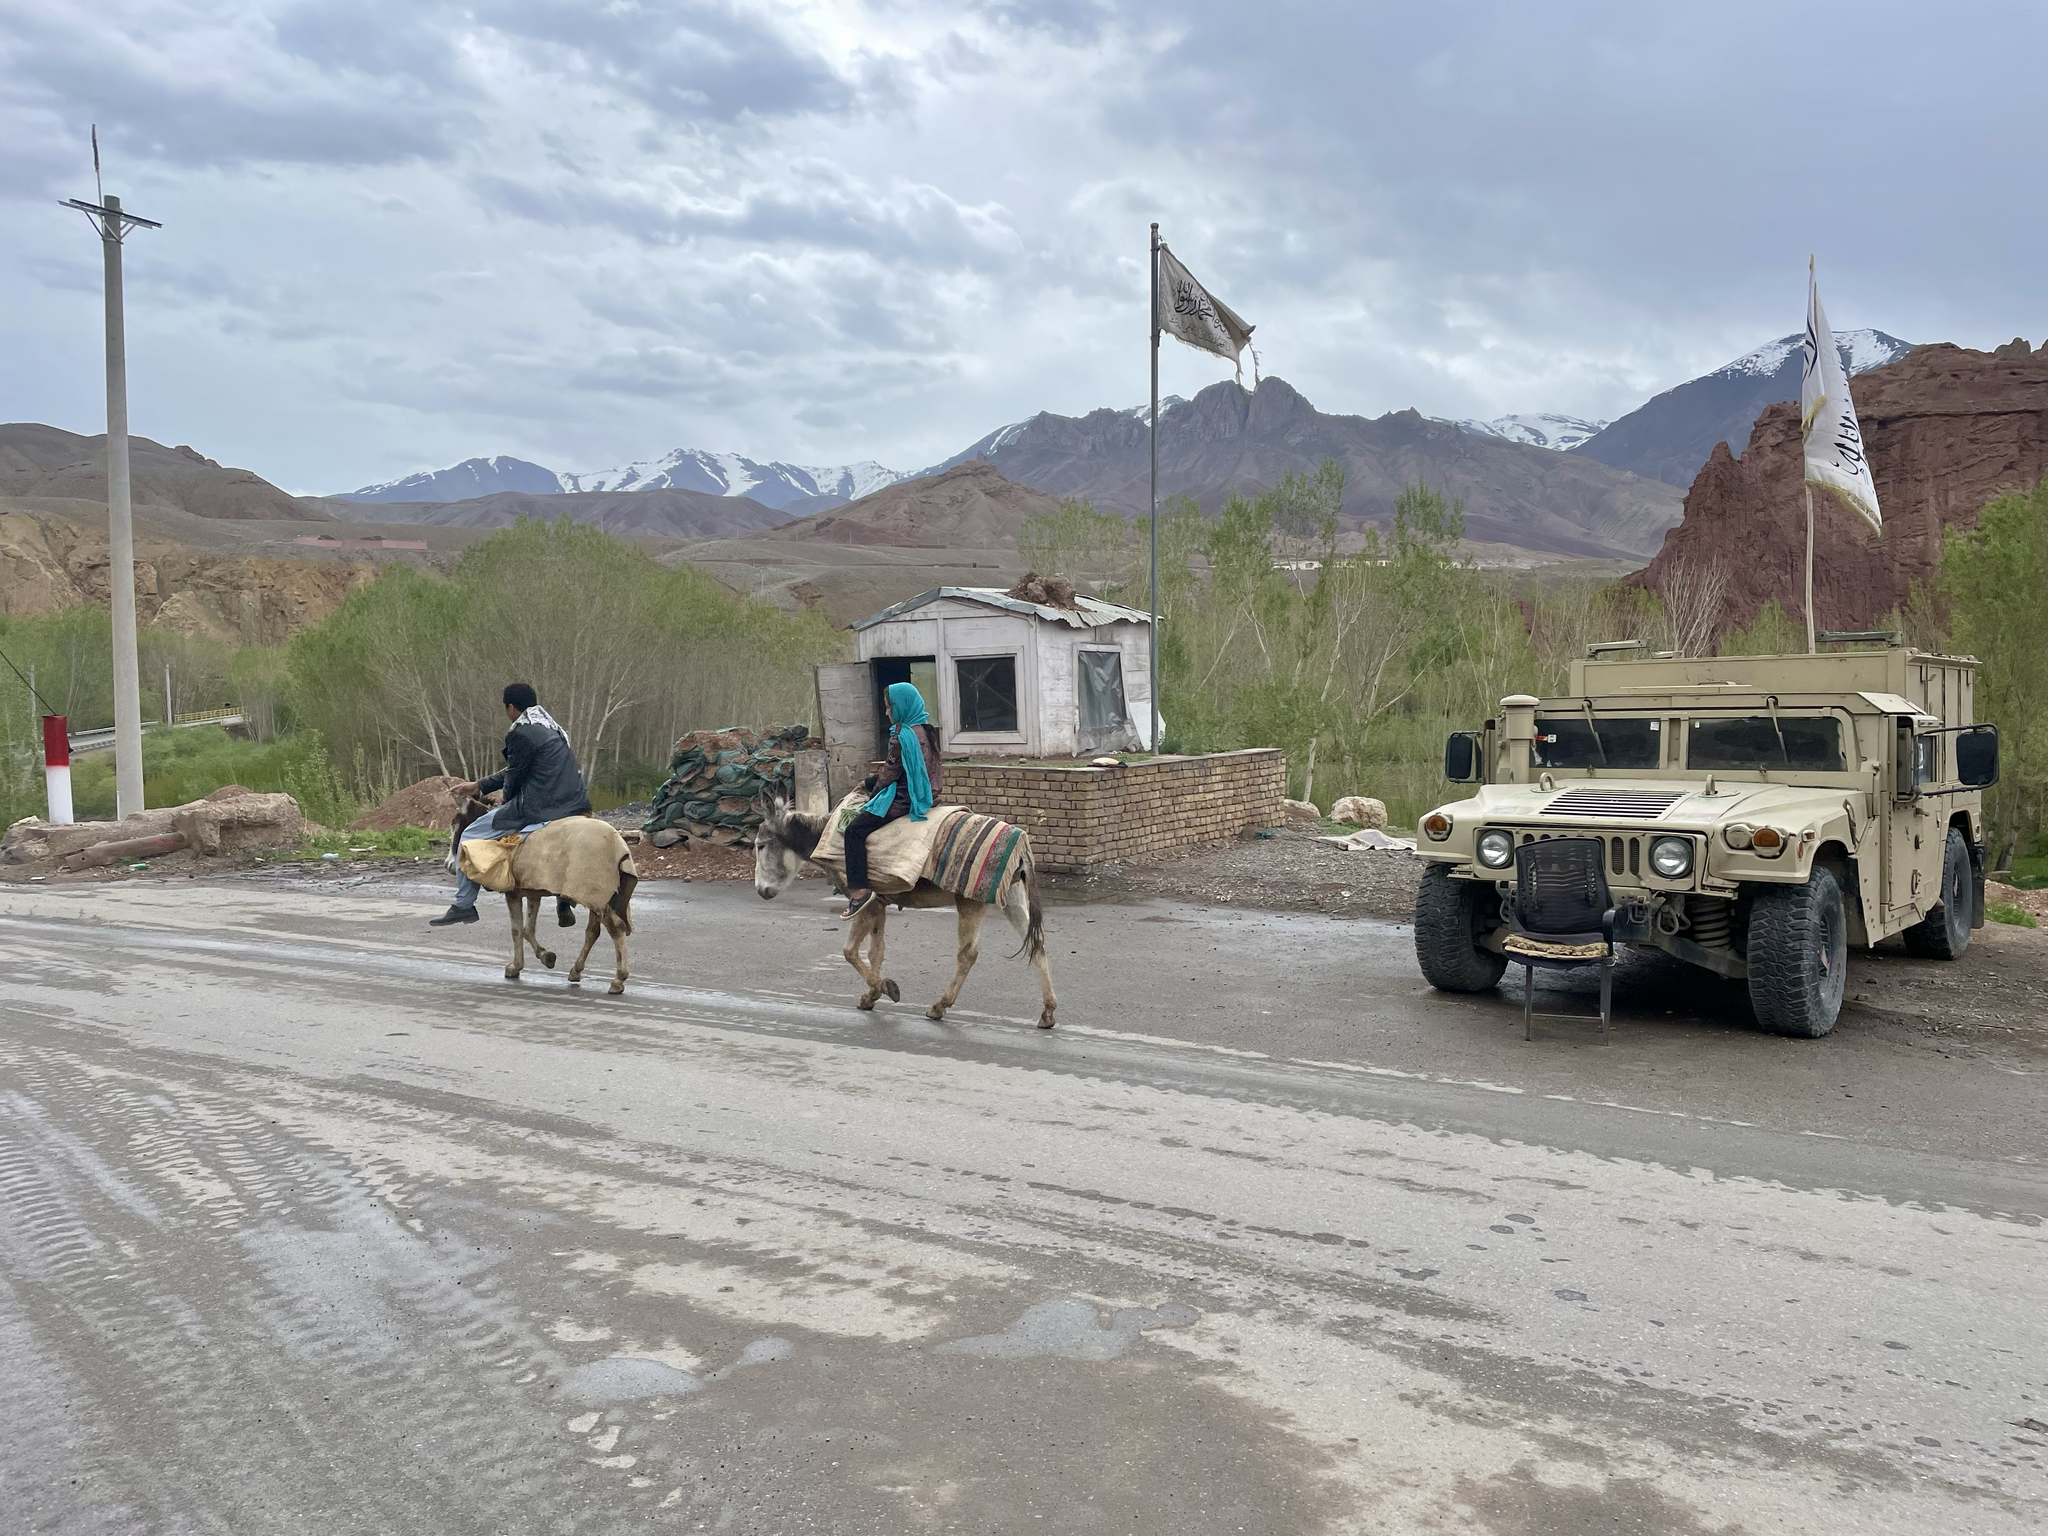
{"left": 943, "top": 749, "right": 1285, "bottom": 873}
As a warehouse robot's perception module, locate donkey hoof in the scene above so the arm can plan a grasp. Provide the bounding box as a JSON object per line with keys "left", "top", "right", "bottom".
{"left": 567, "top": 970, "right": 584, "bottom": 985}
{"left": 607, "top": 981, "right": 625, "bottom": 995}
{"left": 539, "top": 950, "right": 556, "bottom": 969}
{"left": 926, "top": 1003, "right": 946, "bottom": 1021}
{"left": 504, "top": 967, "right": 522, "bottom": 981}
{"left": 857, "top": 994, "right": 878, "bottom": 1011}
{"left": 883, "top": 979, "right": 901, "bottom": 1003}
{"left": 1037, "top": 1011, "right": 1057, "bottom": 1030}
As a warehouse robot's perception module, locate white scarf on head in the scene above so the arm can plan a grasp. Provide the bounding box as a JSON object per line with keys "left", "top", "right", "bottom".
{"left": 515, "top": 704, "right": 572, "bottom": 748}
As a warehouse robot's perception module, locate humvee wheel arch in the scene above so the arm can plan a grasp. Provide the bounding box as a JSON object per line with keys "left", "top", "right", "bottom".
{"left": 1901, "top": 825, "right": 1974, "bottom": 961}
{"left": 1414, "top": 865, "right": 1509, "bottom": 993}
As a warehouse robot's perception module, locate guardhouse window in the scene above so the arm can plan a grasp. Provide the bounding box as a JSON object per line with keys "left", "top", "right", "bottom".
{"left": 955, "top": 655, "right": 1019, "bottom": 734}
{"left": 1077, "top": 649, "right": 1129, "bottom": 729}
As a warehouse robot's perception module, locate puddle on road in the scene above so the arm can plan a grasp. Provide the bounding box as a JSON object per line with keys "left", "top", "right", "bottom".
{"left": 935, "top": 1297, "right": 1199, "bottom": 1361}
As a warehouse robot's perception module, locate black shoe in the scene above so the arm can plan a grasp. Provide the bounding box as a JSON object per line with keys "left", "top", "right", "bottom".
{"left": 557, "top": 899, "right": 577, "bottom": 928}
{"left": 845, "top": 891, "right": 879, "bottom": 919}
{"left": 429, "top": 904, "right": 480, "bottom": 927}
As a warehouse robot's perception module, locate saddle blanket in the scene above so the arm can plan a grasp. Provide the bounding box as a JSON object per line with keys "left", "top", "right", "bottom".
{"left": 458, "top": 832, "right": 526, "bottom": 893}
{"left": 811, "top": 792, "right": 965, "bottom": 894}
{"left": 926, "top": 811, "right": 1028, "bottom": 906}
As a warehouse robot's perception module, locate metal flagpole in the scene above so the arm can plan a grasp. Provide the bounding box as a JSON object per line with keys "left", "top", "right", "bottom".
{"left": 1148, "top": 222, "right": 1160, "bottom": 756}
{"left": 1804, "top": 485, "right": 1816, "bottom": 654}
{"left": 64, "top": 180, "right": 161, "bottom": 819}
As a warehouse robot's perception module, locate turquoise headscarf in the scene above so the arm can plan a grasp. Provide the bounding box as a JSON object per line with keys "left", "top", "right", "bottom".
{"left": 866, "top": 681, "right": 933, "bottom": 820}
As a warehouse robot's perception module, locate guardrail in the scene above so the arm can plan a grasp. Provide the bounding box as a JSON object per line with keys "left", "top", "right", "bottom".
{"left": 67, "top": 713, "right": 245, "bottom": 755}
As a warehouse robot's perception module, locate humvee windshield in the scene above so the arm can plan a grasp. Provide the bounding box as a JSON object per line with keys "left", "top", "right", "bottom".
{"left": 1533, "top": 716, "right": 1661, "bottom": 769}
{"left": 1687, "top": 715, "right": 1845, "bottom": 773}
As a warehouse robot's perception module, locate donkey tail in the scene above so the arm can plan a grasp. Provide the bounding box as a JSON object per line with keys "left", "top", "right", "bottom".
{"left": 1010, "top": 866, "right": 1045, "bottom": 961}
{"left": 610, "top": 862, "right": 638, "bottom": 936}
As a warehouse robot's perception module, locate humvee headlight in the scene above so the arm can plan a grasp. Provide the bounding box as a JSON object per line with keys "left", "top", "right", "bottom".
{"left": 1477, "top": 829, "right": 1514, "bottom": 868}
{"left": 1722, "top": 824, "right": 1753, "bottom": 850}
{"left": 1649, "top": 836, "right": 1694, "bottom": 879}
{"left": 1750, "top": 826, "right": 1786, "bottom": 857}
{"left": 1423, "top": 812, "right": 1454, "bottom": 841}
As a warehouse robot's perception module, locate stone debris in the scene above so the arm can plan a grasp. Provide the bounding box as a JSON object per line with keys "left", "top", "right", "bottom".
{"left": 1005, "top": 571, "right": 1081, "bottom": 609}
{"left": 1280, "top": 797, "right": 1323, "bottom": 827}
{"left": 4, "top": 791, "right": 306, "bottom": 869}
{"left": 1331, "top": 795, "right": 1388, "bottom": 829}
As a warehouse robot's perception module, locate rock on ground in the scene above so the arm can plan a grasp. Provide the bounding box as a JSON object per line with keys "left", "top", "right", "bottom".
{"left": 1280, "top": 798, "right": 1322, "bottom": 827}
{"left": 1331, "top": 795, "right": 1388, "bottom": 828}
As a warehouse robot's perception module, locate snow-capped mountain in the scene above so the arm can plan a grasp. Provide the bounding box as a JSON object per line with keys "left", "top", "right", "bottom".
{"left": 1439, "top": 413, "right": 1608, "bottom": 452}
{"left": 338, "top": 448, "right": 904, "bottom": 510}
{"left": 1572, "top": 329, "right": 1913, "bottom": 488}
{"left": 560, "top": 450, "right": 902, "bottom": 510}
{"left": 340, "top": 455, "right": 563, "bottom": 504}
{"left": 1719, "top": 328, "right": 1912, "bottom": 380}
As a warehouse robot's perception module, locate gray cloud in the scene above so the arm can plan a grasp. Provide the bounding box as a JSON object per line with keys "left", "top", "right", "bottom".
{"left": 1, "top": 0, "right": 2041, "bottom": 495}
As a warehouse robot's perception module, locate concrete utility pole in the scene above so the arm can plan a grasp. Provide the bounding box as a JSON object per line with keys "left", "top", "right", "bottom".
{"left": 64, "top": 181, "right": 161, "bottom": 819}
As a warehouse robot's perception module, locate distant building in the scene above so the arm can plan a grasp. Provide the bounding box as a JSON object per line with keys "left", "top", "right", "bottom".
{"left": 815, "top": 587, "right": 1154, "bottom": 797}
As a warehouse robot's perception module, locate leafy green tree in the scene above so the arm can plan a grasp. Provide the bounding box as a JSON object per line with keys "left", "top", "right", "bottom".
{"left": 1942, "top": 475, "right": 2048, "bottom": 858}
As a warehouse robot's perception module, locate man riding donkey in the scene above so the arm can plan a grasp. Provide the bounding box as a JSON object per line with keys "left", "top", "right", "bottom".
{"left": 841, "top": 681, "right": 940, "bottom": 919}
{"left": 431, "top": 683, "right": 590, "bottom": 927}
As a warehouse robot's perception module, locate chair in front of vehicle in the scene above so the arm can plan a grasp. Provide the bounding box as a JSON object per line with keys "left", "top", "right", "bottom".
{"left": 1504, "top": 837, "right": 1619, "bottom": 1040}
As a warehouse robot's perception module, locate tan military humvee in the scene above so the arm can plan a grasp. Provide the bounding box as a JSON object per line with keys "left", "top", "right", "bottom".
{"left": 1411, "top": 642, "right": 2001, "bottom": 1037}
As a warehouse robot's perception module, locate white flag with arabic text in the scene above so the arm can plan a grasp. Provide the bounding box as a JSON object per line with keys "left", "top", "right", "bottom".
{"left": 1156, "top": 244, "right": 1256, "bottom": 385}
{"left": 1801, "top": 266, "right": 1881, "bottom": 532}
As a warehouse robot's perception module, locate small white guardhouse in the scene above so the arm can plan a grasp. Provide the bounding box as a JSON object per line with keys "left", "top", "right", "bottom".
{"left": 815, "top": 587, "right": 1154, "bottom": 796}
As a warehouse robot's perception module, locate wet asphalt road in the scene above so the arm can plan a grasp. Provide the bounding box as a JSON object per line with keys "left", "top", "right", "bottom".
{"left": 1, "top": 873, "right": 2044, "bottom": 1535}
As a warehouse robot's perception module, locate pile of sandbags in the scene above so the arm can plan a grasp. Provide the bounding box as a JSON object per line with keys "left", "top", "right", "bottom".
{"left": 642, "top": 725, "right": 819, "bottom": 846}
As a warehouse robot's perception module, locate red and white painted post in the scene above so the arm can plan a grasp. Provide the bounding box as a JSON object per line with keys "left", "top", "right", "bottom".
{"left": 42, "top": 715, "right": 74, "bottom": 824}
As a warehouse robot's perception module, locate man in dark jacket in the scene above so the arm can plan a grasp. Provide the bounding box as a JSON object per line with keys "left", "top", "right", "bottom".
{"left": 430, "top": 683, "right": 593, "bottom": 926}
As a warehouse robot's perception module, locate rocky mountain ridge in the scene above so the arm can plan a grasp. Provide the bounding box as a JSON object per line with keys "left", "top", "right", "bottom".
{"left": 1632, "top": 339, "right": 2048, "bottom": 632}
{"left": 341, "top": 447, "right": 900, "bottom": 510}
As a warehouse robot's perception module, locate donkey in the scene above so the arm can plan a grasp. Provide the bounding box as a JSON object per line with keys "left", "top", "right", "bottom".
{"left": 753, "top": 796, "right": 1057, "bottom": 1029}
{"left": 449, "top": 798, "right": 638, "bottom": 993}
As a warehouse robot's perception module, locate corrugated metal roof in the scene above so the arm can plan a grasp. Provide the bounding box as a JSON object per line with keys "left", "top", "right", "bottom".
{"left": 851, "top": 586, "right": 1153, "bottom": 632}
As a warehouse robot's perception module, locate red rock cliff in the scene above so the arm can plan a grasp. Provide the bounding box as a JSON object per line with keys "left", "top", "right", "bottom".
{"left": 1633, "top": 341, "right": 2048, "bottom": 632}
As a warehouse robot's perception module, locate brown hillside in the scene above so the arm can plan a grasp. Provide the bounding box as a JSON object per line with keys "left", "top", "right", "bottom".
{"left": 760, "top": 461, "right": 1060, "bottom": 548}
{"left": 0, "top": 423, "right": 332, "bottom": 522}
{"left": 1633, "top": 340, "right": 2048, "bottom": 632}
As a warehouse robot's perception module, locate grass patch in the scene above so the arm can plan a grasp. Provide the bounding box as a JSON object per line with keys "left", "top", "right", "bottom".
{"left": 1986, "top": 901, "right": 2039, "bottom": 928}
{"left": 2004, "top": 853, "right": 2048, "bottom": 891}
{"left": 261, "top": 826, "right": 443, "bottom": 862}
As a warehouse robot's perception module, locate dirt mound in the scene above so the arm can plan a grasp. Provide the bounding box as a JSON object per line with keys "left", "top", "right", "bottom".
{"left": 351, "top": 775, "right": 466, "bottom": 832}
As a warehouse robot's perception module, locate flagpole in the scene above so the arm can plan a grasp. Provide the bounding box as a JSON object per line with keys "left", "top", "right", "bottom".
{"left": 1804, "top": 485, "right": 1816, "bottom": 654}
{"left": 1148, "top": 221, "right": 1161, "bottom": 756}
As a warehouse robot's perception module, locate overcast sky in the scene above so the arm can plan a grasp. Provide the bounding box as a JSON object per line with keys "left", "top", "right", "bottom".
{"left": 3, "top": 0, "right": 2042, "bottom": 494}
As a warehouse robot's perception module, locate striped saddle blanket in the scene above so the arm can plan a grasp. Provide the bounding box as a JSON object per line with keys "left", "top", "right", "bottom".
{"left": 926, "top": 811, "right": 1028, "bottom": 906}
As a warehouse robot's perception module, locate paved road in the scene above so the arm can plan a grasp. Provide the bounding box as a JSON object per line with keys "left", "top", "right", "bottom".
{"left": 2, "top": 874, "right": 2044, "bottom": 1535}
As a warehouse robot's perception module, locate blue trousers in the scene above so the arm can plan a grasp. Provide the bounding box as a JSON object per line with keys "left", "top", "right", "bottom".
{"left": 453, "top": 809, "right": 546, "bottom": 909}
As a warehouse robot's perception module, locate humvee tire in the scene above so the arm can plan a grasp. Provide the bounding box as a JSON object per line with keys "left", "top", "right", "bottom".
{"left": 1414, "top": 865, "right": 1508, "bottom": 993}
{"left": 1746, "top": 868, "right": 1849, "bottom": 1038}
{"left": 1901, "top": 826, "right": 1973, "bottom": 961}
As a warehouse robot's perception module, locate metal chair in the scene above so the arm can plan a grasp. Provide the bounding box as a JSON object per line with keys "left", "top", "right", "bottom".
{"left": 1504, "top": 837, "right": 1620, "bottom": 1040}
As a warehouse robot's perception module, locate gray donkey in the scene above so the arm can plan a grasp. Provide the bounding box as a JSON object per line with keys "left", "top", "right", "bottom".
{"left": 753, "top": 796, "right": 1057, "bottom": 1029}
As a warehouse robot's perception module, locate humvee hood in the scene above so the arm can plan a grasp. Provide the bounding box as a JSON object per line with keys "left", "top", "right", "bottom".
{"left": 1463, "top": 779, "right": 1845, "bottom": 831}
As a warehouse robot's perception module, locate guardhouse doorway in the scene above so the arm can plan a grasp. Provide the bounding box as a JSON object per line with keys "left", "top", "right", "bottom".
{"left": 871, "top": 657, "right": 937, "bottom": 754}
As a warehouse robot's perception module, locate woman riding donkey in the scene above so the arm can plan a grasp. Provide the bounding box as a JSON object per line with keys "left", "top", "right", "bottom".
{"left": 841, "top": 681, "right": 941, "bottom": 919}
{"left": 431, "top": 683, "right": 590, "bottom": 927}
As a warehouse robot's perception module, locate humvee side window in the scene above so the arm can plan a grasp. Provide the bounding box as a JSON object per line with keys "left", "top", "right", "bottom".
{"left": 1687, "top": 716, "right": 1845, "bottom": 772}
{"left": 1532, "top": 717, "right": 1660, "bottom": 769}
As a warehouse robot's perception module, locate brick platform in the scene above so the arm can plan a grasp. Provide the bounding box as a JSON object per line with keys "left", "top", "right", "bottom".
{"left": 942, "top": 749, "right": 1285, "bottom": 873}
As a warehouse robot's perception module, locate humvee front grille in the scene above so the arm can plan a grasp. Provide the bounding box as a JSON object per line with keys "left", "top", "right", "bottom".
{"left": 1541, "top": 788, "right": 1686, "bottom": 819}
